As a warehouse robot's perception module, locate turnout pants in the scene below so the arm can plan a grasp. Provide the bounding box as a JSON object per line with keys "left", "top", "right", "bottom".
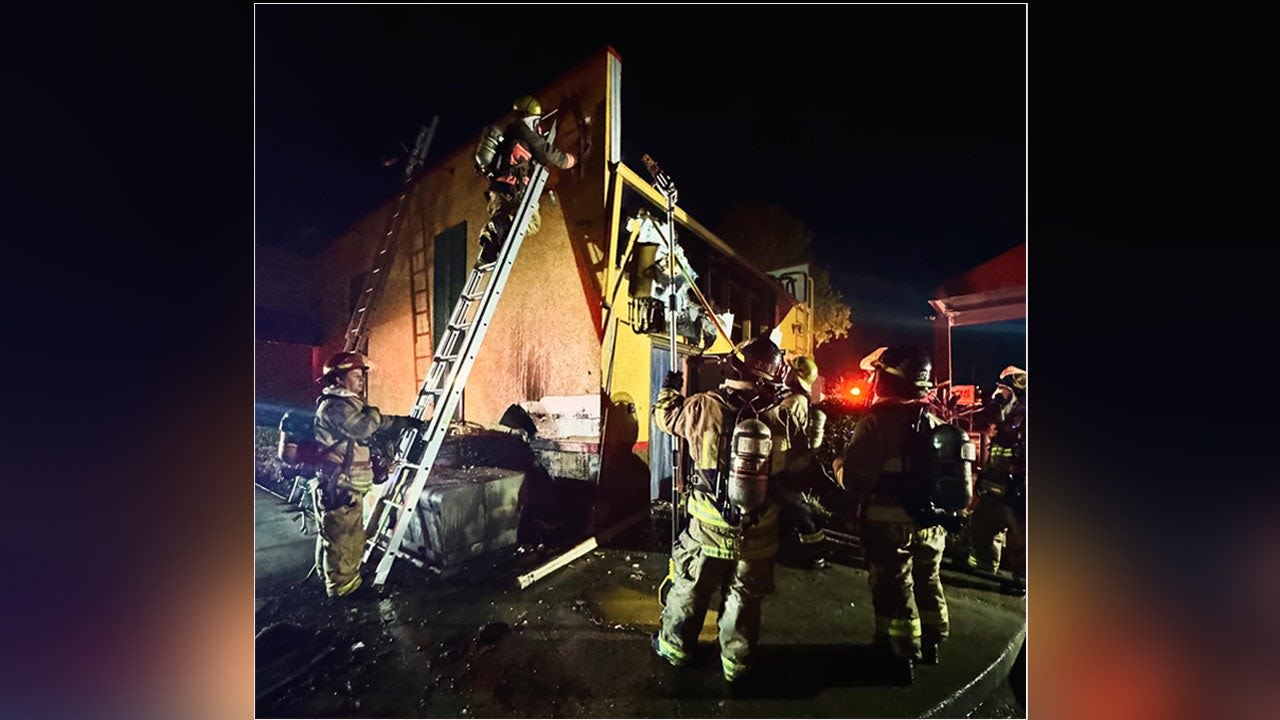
{"left": 861, "top": 504, "right": 950, "bottom": 659}
{"left": 967, "top": 494, "right": 1025, "bottom": 578}
{"left": 314, "top": 490, "right": 366, "bottom": 597}
{"left": 657, "top": 523, "right": 776, "bottom": 680}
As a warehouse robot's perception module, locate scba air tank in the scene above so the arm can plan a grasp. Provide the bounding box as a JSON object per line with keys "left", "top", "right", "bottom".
{"left": 727, "top": 418, "right": 772, "bottom": 512}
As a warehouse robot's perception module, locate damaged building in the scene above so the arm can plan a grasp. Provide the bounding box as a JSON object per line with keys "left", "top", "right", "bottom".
{"left": 255, "top": 46, "right": 815, "bottom": 572}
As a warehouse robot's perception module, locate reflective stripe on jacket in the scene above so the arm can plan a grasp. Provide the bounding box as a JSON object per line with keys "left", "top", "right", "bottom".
{"left": 314, "top": 387, "right": 396, "bottom": 482}
{"left": 686, "top": 492, "right": 780, "bottom": 560}
{"left": 655, "top": 380, "right": 806, "bottom": 560}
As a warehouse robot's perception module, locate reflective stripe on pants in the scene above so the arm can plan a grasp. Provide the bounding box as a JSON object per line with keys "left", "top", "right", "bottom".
{"left": 659, "top": 527, "right": 776, "bottom": 679}
{"left": 862, "top": 509, "right": 950, "bottom": 658}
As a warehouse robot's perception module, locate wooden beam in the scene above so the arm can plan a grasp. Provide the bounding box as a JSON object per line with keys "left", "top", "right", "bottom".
{"left": 515, "top": 507, "right": 650, "bottom": 590}
{"left": 516, "top": 537, "right": 597, "bottom": 590}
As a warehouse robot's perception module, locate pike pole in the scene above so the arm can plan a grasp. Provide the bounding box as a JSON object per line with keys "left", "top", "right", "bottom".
{"left": 642, "top": 154, "right": 682, "bottom": 605}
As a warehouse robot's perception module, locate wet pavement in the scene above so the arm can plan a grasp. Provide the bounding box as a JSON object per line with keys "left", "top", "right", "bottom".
{"left": 255, "top": 485, "right": 1026, "bottom": 718}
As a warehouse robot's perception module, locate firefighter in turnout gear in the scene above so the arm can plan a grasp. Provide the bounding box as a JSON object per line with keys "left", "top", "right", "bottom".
{"left": 475, "top": 95, "right": 578, "bottom": 268}
{"left": 967, "top": 366, "right": 1027, "bottom": 581}
{"left": 834, "top": 346, "right": 953, "bottom": 680}
{"left": 776, "top": 355, "right": 832, "bottom": 570}
{"left": 313, "top": 351, "right": 424, "bottom": 598}
{"left": 651, "top": 335, "right": 807, "bottom": 684}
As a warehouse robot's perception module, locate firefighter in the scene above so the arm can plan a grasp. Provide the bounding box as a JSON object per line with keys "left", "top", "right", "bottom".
{"left": 651, "top": 335, "right": 807, "bottom": 684}
{"left": 313, "top": 351, "right": 424, "bottom": 598}
{"left": 476, "top": 94, "right": 578, "bottom": 268}
{"left": 776, "top": 355, "right": 832, "bottom": 570}
{"left": 967, "top": 366, "right": 1026, "bottom": 582}
{"left": 834, "top": 345, "right": 951, "bottom": 680}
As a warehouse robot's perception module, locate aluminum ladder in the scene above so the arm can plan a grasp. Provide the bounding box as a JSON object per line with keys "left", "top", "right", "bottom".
{"left": 342, "top": 116, "right": 439, "bottom": 354}
{"left": 362, "top": 124, "right": 556, "bottom": 586}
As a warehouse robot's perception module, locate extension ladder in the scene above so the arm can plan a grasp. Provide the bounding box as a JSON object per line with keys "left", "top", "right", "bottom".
{"left": 343, "top": 116, "right": 439, "bottom": 354}
{"left": 362, "top": 124, "right": 556, "bottom": 586}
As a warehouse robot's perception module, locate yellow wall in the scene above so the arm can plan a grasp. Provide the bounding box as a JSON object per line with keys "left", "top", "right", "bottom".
{"left": 604, "top": 291, "right": 658, "bottom": 444}
{"left": 307, "top": 47, "right": 813, "bottom": 465}
{"left": 778, "top": 302, "right": 814, "bottom": 358}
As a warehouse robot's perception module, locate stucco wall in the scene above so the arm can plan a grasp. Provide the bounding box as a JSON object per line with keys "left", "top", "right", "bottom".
{"left": 311, "top": 50, "right": 611, "bottom": 422}
{"left": 291, "top": 47, "right": 810, "bottom": 491}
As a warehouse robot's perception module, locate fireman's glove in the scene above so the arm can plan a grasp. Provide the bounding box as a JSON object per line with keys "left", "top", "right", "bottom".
{"left": 662, "top": 371, "right": 684, "bottom": 391}
{"left": 404, "top": 416, "right": 427, "bottom": 435}
{"left": 370, "top": 453, "right": 393, "bottom": 485}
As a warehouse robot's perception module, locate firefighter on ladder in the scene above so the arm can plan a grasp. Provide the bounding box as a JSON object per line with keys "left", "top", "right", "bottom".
{"left": 312, "top": 351, "right": 424, "bottom": 598}
{"left": 475, "top": 95, "right": 578, "bottom": 269}
{"left": 650, "top": 335, "right": 808, "bottom": 685}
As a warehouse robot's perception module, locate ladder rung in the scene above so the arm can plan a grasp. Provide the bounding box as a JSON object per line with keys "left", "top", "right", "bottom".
{"left": 369, "top": 149, "right": 548, "bottom": 586}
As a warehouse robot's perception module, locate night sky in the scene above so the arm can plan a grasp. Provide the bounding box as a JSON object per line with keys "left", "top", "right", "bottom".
{"left": 255, "top": 5, "right": 1026, "bottom": 390}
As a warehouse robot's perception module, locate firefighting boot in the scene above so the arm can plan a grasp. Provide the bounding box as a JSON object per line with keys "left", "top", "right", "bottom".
{"left": 477, "top": 235, "right": 500, "bottom": 269}
{"left": 325, "top": 577, "right": 372, "bottom": 604}
{"left": 875, "top": 636, "right": 915, "bottom": 684}
{"left": 892, "top": 654, "right": 915, "bottom": 684}
{"left": 651, "top": 631, "right": 689, "bottom": 668}
{"left": 920, "top": 638, "right": 942, "bottom": 665}
{"left": 477, "top": 217, "right": 511, "bottom": 269}
{"left": 808, "top": 545, "right": 830, "bottom": 570}
{"left": 723, "top": 667, "right": 755, "bottom": 697}
{"left": 1007, "top": 583, "right": 1027, "bottom": 598}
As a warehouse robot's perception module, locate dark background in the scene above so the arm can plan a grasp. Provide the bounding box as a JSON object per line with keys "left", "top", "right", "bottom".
{"left": 4, "top": 5, "right": 1269, "bottom": 719}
